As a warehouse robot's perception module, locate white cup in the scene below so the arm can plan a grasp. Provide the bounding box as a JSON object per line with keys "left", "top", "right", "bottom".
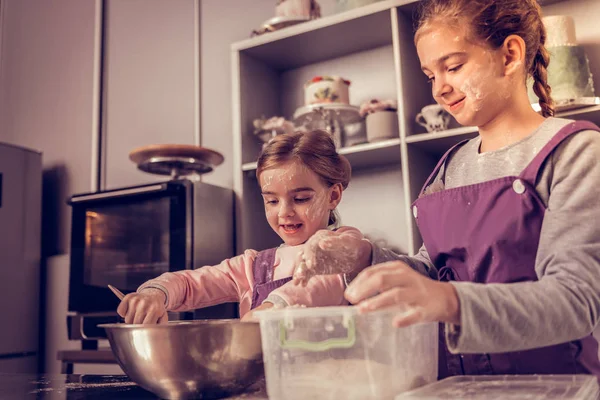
{"left": 415, "top": 104, "right": 451, "bottom": 133}
{"left": 366, "top": 111, "right": 399, "bottom": 142}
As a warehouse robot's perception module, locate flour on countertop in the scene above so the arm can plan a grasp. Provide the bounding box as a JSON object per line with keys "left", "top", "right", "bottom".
{"left": 29, "top": 380, "right": 137, "bottom": 394}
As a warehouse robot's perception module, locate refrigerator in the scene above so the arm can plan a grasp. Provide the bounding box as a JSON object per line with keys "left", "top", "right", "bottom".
{"left": 0, "top": 142, "right": 42, "bottom": 373}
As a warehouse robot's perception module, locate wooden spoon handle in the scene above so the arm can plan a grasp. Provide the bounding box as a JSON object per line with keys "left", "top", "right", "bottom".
{"left": 107, "top": 284, "right": 125, "bottom": 300}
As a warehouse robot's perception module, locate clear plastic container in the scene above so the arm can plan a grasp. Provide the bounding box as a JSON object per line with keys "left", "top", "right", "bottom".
{"left": 395, "top": 374, "right": 600, "bottom": 399}
{"left": 256, "top": 306, "right": 438, "bottom": 400}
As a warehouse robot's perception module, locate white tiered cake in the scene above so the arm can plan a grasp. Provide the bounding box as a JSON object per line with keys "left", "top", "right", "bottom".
{"left": 304, "top": 76, "right": 351, "bottom": 105}
{"left": 530, "top": 15, "right": 596, "bottom": 103}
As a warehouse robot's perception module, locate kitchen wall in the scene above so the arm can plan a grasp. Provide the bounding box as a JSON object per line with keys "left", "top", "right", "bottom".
{"left": 102, "top": 0, "right": 200, "bottom": 189}
{"left": 0, "top": 0, "right": 98, "bottom": 256}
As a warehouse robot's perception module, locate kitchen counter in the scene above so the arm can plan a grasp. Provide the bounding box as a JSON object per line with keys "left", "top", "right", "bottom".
{"left": 0, "top": 373, "right": 268, "bottom": 399}
{"left": 8, "top": 372, "right": 597, "bottom": 399}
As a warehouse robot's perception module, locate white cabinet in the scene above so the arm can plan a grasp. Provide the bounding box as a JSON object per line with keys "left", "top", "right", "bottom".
{"left": 0, "top": 144, "right": 41, "bottom": 372}
{"left": 230, "top": 0, "right": 599, "bottom": 255}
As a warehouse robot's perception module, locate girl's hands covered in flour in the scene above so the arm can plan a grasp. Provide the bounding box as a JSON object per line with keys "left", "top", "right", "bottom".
{"left": 117, "top": 288, "right": 169, "bottom": 324}
{"left": 292, "top": 227, "right": 372, "bottom": 286}
{"left": 344, "top": 261, "right": 461, "bottom": 327}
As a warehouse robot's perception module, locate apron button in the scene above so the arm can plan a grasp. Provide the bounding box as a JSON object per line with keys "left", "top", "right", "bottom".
{"left": 413, "top": 205, "right": 418, "bottom": 218}
{"left": 512, "top": 179, "right": 525, "bottom": 194}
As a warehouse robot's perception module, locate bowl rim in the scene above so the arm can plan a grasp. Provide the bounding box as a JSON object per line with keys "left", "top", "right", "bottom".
{"left": 99, "top": 319, "right": 259, "bottom": 329}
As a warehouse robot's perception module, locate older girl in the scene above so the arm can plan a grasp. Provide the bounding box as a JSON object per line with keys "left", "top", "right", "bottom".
{"left": 321, "top": 0, "right": 600, "bottom": 378}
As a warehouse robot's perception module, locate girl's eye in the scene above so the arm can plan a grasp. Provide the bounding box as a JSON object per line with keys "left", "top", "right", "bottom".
{"left": 265, "top": 199, "right": 278, "bottom": 205}
{"left": 448, "top": 64, "right": 463, "bottom": 73}
{"left": 427, "top": 76, "right": 435, "bottom": 84}
{"left": 294, "top": 197, "right": 311, "bottom": 203}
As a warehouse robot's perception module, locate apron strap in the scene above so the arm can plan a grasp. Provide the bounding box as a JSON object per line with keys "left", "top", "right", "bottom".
{"left": 519, "top": 120, "right": 600, "bottom": 184}
{"left": 252, "top": 247, "right": 277, "bottom": 286}
{"left": 418, "top": 138, "right": 472, "bottom": 196}
{"left": 250, "top": 276, "right": 292, "bottom": 310}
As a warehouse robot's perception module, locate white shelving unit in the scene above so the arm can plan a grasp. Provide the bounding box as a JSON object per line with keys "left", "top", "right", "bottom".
{"left": 242, "top": 137, "right": 402, "bottom": 172}
{"left": 231, "top": 0, "right": 600, "bottom": 255}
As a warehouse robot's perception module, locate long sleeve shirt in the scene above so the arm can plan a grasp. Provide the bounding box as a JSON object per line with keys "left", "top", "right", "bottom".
{"left": 137, "top": 227, "right": 364, "bottom": 317}
{"left": 376, "top": 117, "right": 600, "bottom": 354}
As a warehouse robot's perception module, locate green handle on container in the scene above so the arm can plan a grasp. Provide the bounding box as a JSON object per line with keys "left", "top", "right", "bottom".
{"left": 279, "top": 317, "right": 356, "bottom": 352}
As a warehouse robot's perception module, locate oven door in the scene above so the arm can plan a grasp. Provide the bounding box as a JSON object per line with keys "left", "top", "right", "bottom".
{"left": 68, "top": 180, "right": 191, "bottom": 313}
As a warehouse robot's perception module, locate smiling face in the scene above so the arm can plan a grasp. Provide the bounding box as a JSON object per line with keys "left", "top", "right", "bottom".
{"left": 259, "top": 160, "right": 342, "bottom": 246}
{"left": 416, "top": 23, "right": 514, "bottom": 128}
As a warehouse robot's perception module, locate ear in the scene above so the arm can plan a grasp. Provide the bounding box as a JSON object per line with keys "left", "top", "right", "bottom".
{"left": 328, "top": 183, "right": 343, "bottom": 210}
{"left": 501, "top": 34, "right": 527, "bottom": 77}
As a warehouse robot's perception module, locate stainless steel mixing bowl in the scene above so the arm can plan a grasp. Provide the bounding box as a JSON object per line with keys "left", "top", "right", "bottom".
{"left": 100, "top": 320, "right": 264, "bottom": 399}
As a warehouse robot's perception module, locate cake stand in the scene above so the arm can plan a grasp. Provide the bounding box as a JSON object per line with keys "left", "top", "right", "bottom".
{"left": 251, "top": 16, "right": 310, "bottom": 36}
{"left": 129, "top": 144, "right": 224, "bottom": 179}
{"left": 293, "top": 103, "right": 362, "bottom": 148}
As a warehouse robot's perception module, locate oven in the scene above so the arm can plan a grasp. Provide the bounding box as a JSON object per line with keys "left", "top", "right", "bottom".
{"left": 67, "top": 179, "right": 236, "bottom": 337}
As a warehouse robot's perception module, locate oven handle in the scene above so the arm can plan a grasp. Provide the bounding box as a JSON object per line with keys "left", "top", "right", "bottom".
{"left": 69, "top": 184, "right": 167, "bottom": 203}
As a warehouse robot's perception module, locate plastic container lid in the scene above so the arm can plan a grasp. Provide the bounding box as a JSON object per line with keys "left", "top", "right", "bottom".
{"left": 395, "top": 375, "right": 600, "bottom": 399}
{"left": 255, "top": 305, "right": 394, "bottom": 321}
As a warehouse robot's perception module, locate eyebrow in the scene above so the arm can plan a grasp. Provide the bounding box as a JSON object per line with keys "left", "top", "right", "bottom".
{"left": 421, "top": 51, "right": 467, "bottom": 72}
{"left": 261, "top": 187, "right": 315, "bottom": 195}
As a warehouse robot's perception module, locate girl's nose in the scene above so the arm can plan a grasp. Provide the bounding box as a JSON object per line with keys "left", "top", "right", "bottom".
{"left": 433, "top": 77, "right": 452, "bottom": 98}
{"left": 278, "top": 201, "right": 295, "bottom": 217}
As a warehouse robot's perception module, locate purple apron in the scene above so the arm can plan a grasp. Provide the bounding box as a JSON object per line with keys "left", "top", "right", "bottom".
{"left": 412, "top": 120, "right": 600, "bottom": 378}
{"left": 250, "top": 247, "right": 292, "bottom": 309}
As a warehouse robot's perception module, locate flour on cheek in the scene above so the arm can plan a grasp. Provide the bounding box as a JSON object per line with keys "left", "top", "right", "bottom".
{"left": 460, "top": 67, "right": 491, "bottom": 112}
{"left": 304, "top": 190, "right": 328, "bottom": 223}
{"left": 460, "top": 51, "right": 512, "bottom": 112}
{"left": 265, "top": 206, "right": 278, "bottom": 219}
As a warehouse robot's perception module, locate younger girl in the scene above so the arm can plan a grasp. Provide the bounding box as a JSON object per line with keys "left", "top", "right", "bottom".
{"left": 117, "top": 129, "right": 372, "bottom": 324}
{"left": 310, "top": 0, "right": 600, "bottom": 379}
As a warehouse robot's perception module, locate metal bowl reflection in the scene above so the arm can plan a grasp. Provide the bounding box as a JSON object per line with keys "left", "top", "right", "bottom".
{"left": 100, "top": 320, "right": 264, "bottom": 399}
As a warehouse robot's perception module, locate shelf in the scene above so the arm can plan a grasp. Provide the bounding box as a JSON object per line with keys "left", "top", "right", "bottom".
{"left": 241, "top": 137, "right": 401, "bottom": 175}
{"left": 243, "top": 105, "right": 600, "bottom": 173}
{"left": 556, "top": 104, "right": 600, "bottom": 121}
{"left": 404, "top": 105, "right": 600, "bottom": 155}
{"left": 231, "top": 0, "right": 560, "bottom": 71}
{"left": 532, "top": 97, "right": 600, "bottom": 113}
{"left": 232, "top": 0, "right": 415, "bottom": 70}
{"left": 405, "top": 126, "right": 478, "bottom": 154}
{"left": 339, "top": 137, "right": 401, "bottom": 168}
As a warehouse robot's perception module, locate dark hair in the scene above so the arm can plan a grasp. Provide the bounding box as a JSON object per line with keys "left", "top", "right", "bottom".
{"left": 256, "top": 129, "right": 351, "bottom": 227}
{"left": 415, "top": 0, "right": 554, "bottom": 117}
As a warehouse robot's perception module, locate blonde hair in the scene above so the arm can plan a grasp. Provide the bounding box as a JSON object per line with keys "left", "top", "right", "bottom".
{"left": 256, "top": 130, "right": 351, "bottom": 227}
{"left": 415, "top": 0, "right": 554, "bottom": 117}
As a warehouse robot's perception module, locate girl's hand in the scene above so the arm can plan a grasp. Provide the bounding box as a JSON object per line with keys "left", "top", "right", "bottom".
{"left": 292, "top": 229, "right": 372, "bottom": 286}
{"left": 344, "top": 261, "right": 461, "bottom": 327}
{"left": 117, "top": 288, "right": 169, "bottom": 324}
{"left": 241, "top": 302, "right": 274, "bottom": 322}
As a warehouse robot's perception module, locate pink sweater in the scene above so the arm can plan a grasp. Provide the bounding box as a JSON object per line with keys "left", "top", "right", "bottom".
{"left": 138, "top": 245, "right": 348, "bottom": 318}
